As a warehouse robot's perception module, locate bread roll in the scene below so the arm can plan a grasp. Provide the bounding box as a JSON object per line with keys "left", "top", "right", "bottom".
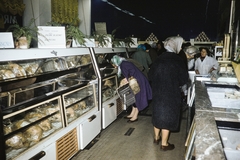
{"left": 39, "top": 119, "right": 52, "bottom": 131}
{"left": 79, "top": 101, "right": 86, "bottom": 110}
{"left": 5, "top": 133, "right": 28, "bottom": 149}
{"left": 66, "top": 107, "right": 75, "bottom": 118}
{"left": 25, "top": 112, "right": 44, "bottom": 122}
{"left": 24, "top": 125, "right": 43, "bottom": 142}
{"left": 49, "top": 113, "right": 62, "bottom": 122}
{"left": 3, "top": 125, "right": 12, "bottom": 135}
{"left": 14, "top": 120, "right": 30, "bottom": 130}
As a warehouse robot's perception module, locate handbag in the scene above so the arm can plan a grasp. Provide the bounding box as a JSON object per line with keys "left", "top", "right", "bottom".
{"left": 128, "top": 76, "right": 140, "bottom": 95}
{"left": 116, "top": 83, "right": 136, "bottom": 106}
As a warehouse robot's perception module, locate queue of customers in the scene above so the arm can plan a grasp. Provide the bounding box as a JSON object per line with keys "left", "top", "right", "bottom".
{"left": 111, "top": 36, "right": 219, "bottom": 151}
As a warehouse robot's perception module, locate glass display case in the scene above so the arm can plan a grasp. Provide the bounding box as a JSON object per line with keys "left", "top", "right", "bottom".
{"left": 62, "top": 84, "right": 97, "bottom": 125}
{"left": 0, "top": 48, "right": 96, "bottom": 108}
{"left": 0, "top": 48, "right": 100, "bottom": 160}
{"left": 91, "top": 48, "right": 133, "bottom": 129}
{"left": 102, "top": 76, "right": 118, "bottom": 103}
{"left": 3, "top": 96, "right": 63, "bottom": 160}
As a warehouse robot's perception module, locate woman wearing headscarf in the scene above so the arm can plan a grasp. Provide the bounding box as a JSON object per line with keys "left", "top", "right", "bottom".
{"left": 111, "top": 55, "right": 152, "bottom": 122}
{"left": 148, "top": 36, "right": 188, "bottom": 151}
{"left": 132, "top": 44, "right": 152, "bottom": 73}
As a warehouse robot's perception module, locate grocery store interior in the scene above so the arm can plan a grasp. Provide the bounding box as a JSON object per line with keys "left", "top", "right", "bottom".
{"left": 0, "top": 1, "right": 240, "bottom": 160}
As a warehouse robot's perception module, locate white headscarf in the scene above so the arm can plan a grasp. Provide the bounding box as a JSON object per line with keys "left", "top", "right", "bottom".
{"left": 163, "top": 36, "right": 184, "bottom": 54}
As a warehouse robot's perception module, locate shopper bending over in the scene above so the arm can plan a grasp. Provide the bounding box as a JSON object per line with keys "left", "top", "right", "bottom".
{"left": 148, "top": 36, "right": 188, "bottom": 151}
{"left": 111, "top": 55, "right": 152, "bottom": 123}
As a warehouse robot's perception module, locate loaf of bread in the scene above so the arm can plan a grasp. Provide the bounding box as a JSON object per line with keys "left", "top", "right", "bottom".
{"left": 79, "top": 101, "right": 86, "bottom": 110}
{"left": 66, "top": 107, "right": 75, "bottom": 118}
{"left": 14, "top": 120, "right": 30, "bottom": 130}
{"left": 104, "top": 79, "right": 113, "bottom": 88}
{"left": 25, "top": 112, "right": 44, "bottom": 122}
{"left": 3, "top": 124, "right": 12, "bottom": 135}
{"left": 39, "top": 119, "right": 52, "bottom": 131}
{"left": 5, "top": 133, "right": 29, "bottom": 149}
{"left": 0, "top": 69, "right": 16, "bottom": 80}
{"left": 24, "top": 125, "right": 43, "bottom": 142}
{"left": 8, "top": 63, "right": 26, "bottom": 77}
{"left": 72, "top": 104, "right": 79, "bottom": 110}
{"left": 49, "top": 113, "right": 62, "bottom": 122}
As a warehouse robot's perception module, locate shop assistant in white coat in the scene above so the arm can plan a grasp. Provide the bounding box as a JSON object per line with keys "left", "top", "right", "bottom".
{"left": 194, "top": 47, "right": 219, "bottom": 75}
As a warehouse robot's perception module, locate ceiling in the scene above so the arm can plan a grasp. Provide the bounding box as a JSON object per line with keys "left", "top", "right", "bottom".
{"left": 92, "top": 0, "right": 238, "bottom": 41}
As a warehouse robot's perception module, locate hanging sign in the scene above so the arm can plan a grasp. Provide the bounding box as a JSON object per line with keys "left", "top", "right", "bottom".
{"left": 38, "top": 26, "right": 66, "bottom": 48}
{"left": 0, "top": 32, "right": 14, "bottom": 48}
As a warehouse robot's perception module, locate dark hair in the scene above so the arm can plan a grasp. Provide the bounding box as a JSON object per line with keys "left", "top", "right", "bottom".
{"left": 144, "top": 43, "right": 151, "bottom": 50}
{"left": 199, "top": 47, "right": 210, "bottom": 56}
{"left": 181, "top": 42, "right": 191, "bottom": 49}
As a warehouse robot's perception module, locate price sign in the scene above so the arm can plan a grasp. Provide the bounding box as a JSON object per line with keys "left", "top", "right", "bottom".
{"left": 38, "top": 26, "right": 66, "bottom": 48}
{"left": 0, "top": 32, "right": 14, "bottom": 48}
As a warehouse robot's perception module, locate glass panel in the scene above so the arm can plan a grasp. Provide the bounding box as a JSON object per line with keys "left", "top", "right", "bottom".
{"left": 0, "top": 92, "right": 10, "bottom": 109}
{"left": 63, "top": 85, "right": 96, "bottom": 124}
{"left": 10, "top": 79, "right": 56, "bottom": 106}
{"left": 102, "top": 76, "right": 117, "bottom": 102}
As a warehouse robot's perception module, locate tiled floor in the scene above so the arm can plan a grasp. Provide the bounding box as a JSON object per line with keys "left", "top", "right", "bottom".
{"left": 71, "top": 106, "right": 188, "bottom": 160}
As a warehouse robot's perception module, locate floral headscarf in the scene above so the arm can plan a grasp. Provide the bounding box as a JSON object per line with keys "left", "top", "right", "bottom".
{"left": 111, "top": 55, "right": 126, "bottom": 77}
{"left": 163, "top": 36, "right": 184, "bottom": 54}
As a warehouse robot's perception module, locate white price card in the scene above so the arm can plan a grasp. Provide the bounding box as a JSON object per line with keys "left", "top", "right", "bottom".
{"left": 38, "top": 26, "right": 66, "bottom": 48}
{"left": 0, "top": 32, "right": 14, "bottom": 48}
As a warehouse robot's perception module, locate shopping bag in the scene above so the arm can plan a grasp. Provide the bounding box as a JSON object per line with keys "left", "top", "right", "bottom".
{"left": 128, "top": 76, "right": 140, "bottom": 95}
{"left": 116, "top": 84, "right": 136, "bottom": 106}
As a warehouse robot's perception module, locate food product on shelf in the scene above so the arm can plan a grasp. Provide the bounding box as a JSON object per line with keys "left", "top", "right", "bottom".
{"left": 79, "top": 100, "right": 86, "bottom": 110}
{"left": 38, "top": 119, "right": 52, "bottom": 131}
{"left": 49, "top": 113, "right": 62, "bottom": 122}
{"left": 3, "top": 124, "right": 12, "bottom": 135}
{"left": 24, "top": 112, "right": 44, "bottom": 122}
{"left": 104, "top": 79, "right": 113, "bottom": 87}
{"left": 8, "top": 63, "right": 26, "bottom": 77}
{"left": 23, "top": 63, "right": 40, "bottom": 75}
{"left": 45, "top": 104, "right": 59, "bottom": 115}
{"left": 24, "top": 125, "right": 43, "bottom": 143}
{"left": 5, "top": 133, "right": 29, "bottom": 149}
{"left": 72, "top": 103, "right": 79, "bottom": 110}
{"left": 0, "top": 69, "right": 16, "bottom": 80}
{"left": 66, "top": 107, "right": 75, "bottom": 118}
{"left": 14, "top": 120, "right": 30, "bottom": 130}
{"left": 80, "top": 55, "right": 91, "bottom": 65}
{"left": 103, "top": 88, "right": 114, "bottom": 101}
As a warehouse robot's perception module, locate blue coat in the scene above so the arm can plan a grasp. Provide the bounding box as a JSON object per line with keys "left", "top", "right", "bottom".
{"left": 149, "top": 52, "right": 188, "bottom": 131}
{"left": 120, "top": 61, "right": 152, "bottom": 111}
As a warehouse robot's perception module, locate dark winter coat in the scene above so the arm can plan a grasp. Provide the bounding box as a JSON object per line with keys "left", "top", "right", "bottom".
{"left": 120, "top": 61, "right": 152, "bottom": 111}
{"left": 148, "top": 52, "right": 188, "bottom": 131}
{"left": 132, "top": 48, "right": 152, "bottom": 73}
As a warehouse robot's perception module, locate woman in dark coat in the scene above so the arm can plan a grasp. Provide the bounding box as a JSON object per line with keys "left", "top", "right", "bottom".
{"left": 111, "top": 55, "right": 152, "bottom": 122}
{"left": 148, "top": 36, "right": 188, "bottom": 151}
